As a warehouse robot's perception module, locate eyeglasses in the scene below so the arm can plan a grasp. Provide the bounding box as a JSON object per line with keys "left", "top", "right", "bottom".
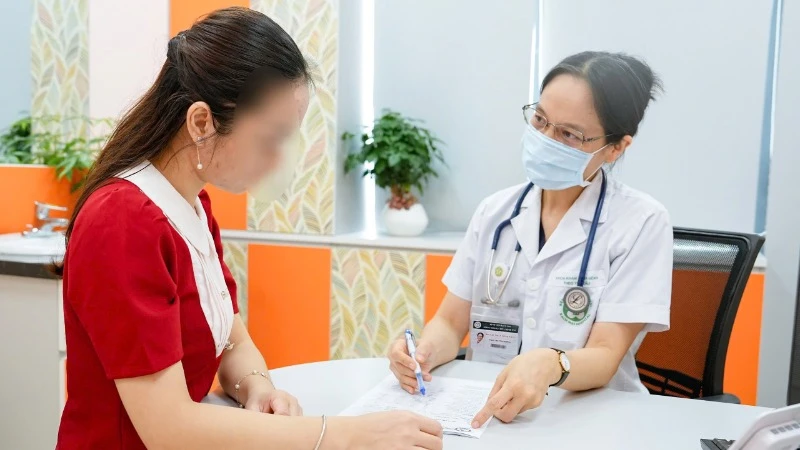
{"left": 522, "top": 103, "right": 611, "bottom": 150}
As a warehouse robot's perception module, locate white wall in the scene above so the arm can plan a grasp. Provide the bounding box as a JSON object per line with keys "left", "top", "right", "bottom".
{"left": 759, "top": 0, "right": 800, "bottom": 408}
{"left": 0, "top": 2, "right": 32, "bottom": 127}
{"left": 372, "top": 0, "right": 537, "bottom": 231}
{"left": 334, "top": 0, "right": 367, "bottom": 235}
{"left": 539, "top": 0, "right": 773, "bottom": 233}
{"left": 88, "top": 0, "right": 170, "bottom": 121}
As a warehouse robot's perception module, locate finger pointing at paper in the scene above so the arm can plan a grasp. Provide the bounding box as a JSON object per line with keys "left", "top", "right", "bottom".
{"left": 471, "top": 349, "right": 562, "bottom": 428}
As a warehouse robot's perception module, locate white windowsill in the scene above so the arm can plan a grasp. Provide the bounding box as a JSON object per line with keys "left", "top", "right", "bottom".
{"left": 220, "top": 229, "right": 464, "bottom": 254}
{"left": 220, "top": 229, "right": 768, "bottom": 271}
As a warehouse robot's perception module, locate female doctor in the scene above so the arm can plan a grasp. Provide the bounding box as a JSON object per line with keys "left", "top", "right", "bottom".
{"left": 389, "top": 51, "right": 673, "bottom": 428}
{"left": 56, "top": 7, "right": 442, "bottom": 450}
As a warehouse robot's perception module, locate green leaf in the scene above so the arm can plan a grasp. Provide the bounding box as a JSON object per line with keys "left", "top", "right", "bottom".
{"left": 340, "top": 110, "right": 446, "bottom": 196}
{"left": 57, "top": 157, "right": 76, "bottom": 180}
{"left": 0, "top": 114, "right": 112, "bottom": 189}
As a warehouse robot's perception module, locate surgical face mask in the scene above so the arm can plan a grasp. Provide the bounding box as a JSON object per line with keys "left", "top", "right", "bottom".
{"left": 521, "top": 125, "right": 609, "bottom": 190}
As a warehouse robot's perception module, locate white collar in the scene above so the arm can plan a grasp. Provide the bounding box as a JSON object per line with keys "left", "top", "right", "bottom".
{"left": 118, "top": 162, "right": 213, "bottom": 256}
{"left": 519, "top": 171, "right": 610, "bottom": 224}
{"left": 118, "top": 161, "right": 233, "bottom": 357}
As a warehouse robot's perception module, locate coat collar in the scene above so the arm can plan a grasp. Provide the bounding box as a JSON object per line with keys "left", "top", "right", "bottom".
{"left": 511, "top": 172, "right": 609, "bottom": 267}
{"left": 118, "top": 161, "right": 213, "bottom": 256}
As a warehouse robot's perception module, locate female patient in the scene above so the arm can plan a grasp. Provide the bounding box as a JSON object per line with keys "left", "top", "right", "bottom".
{"left": 56, "top": 7, "right": 442, "bottom": 450}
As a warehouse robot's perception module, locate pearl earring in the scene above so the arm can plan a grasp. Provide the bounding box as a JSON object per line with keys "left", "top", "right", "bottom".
{"left": 195, "top": 136, "right": 204, "bottom": 170}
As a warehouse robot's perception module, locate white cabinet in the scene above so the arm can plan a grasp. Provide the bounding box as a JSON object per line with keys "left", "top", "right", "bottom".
{"left": 0, "top": 274, "right": 63, "bottom": 449}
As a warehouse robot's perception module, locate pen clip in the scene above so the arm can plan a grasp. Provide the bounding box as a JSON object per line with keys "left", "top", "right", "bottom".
{"left": 405, "top": 329, "right": 417, "bottom": 346}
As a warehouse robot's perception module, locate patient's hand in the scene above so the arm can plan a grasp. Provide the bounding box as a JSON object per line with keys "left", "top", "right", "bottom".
{"left": 245, "top": 388, "right": 303, "bottom": 416}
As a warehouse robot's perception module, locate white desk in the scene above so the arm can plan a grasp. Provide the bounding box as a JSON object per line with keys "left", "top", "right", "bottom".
{"left": 205, "top": 358, "right": 769, "bottom": 449}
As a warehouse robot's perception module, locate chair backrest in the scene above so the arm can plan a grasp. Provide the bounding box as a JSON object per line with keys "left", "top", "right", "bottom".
{"left": 636, "top": 227, "right": 765, "bottom": 398}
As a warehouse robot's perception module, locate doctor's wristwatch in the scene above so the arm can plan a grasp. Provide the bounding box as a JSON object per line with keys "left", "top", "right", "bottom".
{"left": 549, "top": 348, "right": 571, "bottom": 387}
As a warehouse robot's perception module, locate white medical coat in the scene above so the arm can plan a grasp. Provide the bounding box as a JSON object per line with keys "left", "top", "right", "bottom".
{"left": 443, "top": 174, "right": 673, "bottom": 393}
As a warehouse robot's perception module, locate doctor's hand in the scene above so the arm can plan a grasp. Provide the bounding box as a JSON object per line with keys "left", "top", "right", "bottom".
{"left": 471, "top": 348, "right": 561, "bottom": 428}
{"left": 244, "top": 388, "right": 303, "bottom": 416}
{"left": 388, "top": 338, "right": 434, "bottom": 395}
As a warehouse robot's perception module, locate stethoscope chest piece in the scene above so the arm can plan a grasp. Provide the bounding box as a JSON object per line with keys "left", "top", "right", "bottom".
{"left": 562, "top": 287, "right": 591, "bottom": 320}
{"left": 480, "top": 297, "right": 521, "bottom": 308}
{"left": 491, "top": 263, "right": 509, "bottom": 282}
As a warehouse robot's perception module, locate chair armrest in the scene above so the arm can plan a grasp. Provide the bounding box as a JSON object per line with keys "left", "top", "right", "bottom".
{"left": 699, "top": 393, "right": 741, "bottom": 404}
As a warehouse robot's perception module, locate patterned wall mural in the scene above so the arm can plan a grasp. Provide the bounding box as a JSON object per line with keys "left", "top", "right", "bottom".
{"left": 222, "top": 241, "right": 249, "bottom": 325}
{"left": 330, "top": 248, "right": 426, "bottom": 359}
{"left": 248, "top": 0, "right": 338, "bottom": 235}
{"left": 31, "top": 0, "right": 90, "bottom": 137}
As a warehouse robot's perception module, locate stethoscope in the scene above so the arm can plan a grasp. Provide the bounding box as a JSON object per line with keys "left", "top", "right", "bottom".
{"left": 482, "top": 169, "right": 608, "bottom": 309}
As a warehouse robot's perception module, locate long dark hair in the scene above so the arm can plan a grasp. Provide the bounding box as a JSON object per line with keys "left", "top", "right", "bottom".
{"left": 541, "top": 51, "right": 663, "bottom": 144}
{"left": 55, "top": 7, "right": 310, "bottom": 275}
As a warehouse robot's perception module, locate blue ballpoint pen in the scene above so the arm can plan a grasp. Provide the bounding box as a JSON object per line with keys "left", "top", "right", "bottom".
{"left": 404, "top": 329, "right": 427, "bottom": 396}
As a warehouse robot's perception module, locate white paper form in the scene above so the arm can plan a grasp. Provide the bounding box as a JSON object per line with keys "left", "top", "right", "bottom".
{"left": 339, "top": 375, "right": 494, "bottom": 438}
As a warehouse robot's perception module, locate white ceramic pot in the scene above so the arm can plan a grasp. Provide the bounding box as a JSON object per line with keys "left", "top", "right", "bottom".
{"left": 382, "top": 203, "right": 429, "bottom": 237}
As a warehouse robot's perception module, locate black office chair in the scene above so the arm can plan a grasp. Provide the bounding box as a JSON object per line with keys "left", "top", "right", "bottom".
{"left": 636, "top": 227, "right": 764, "bottom": 403}
{"left": 455, "top": 227, "right": 764, "bottom": 402}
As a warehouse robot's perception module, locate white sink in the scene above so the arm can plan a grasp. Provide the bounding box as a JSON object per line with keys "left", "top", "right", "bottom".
{"left": 0, "top": 233, "right": 66, "bottom": 263}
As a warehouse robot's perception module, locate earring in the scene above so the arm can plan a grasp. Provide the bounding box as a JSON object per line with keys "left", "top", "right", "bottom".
{"left": 195, "top": 136, "right": 204, "bottom": 170}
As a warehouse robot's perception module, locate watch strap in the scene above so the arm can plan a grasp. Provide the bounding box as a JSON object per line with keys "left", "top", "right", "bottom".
{"left": 549, "top": 348, "right": 569, "bottom": 387}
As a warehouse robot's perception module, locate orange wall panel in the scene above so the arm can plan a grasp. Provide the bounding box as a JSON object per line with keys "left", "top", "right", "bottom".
{"left": 170, "top": 0, "right": 250, "bottom": 231}
{"left": 425, "top": 254, "right": 469, "bottom": 347}
{"left": 724, "top": 273, "right": 764, "bottom": 405}
{"left": 424, "top": 254, "right": 453, "bottom": 322}
{"left": 205, "top": 185, "right": 247, "bottom": 230}
{"left": 248, "top": 244, "right": 331, "bottom": 368}
{"left": 170, "top": 0, "right": 249, "bottom": 36}
{"left": 0, "top": 166, "right": 76, "bottom": 234}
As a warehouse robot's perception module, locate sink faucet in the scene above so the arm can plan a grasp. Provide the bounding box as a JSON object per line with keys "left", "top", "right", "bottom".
{"left": 23, "top": 202, "right": 69, "bottom": 238}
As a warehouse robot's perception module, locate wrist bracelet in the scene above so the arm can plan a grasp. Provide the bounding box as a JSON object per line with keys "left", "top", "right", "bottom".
{"left": 313, "top": 415, "right": 327, "bottom": 450}
{"left": 234, "top": 370, "right": 270, "bottom": 407}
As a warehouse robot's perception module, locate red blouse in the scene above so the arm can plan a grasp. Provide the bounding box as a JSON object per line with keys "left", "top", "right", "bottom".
{"left": 56, "top": 180, "right": 239, "bottom": 449}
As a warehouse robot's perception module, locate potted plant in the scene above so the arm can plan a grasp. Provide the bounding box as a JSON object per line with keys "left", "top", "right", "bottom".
{"left": 0, "top": 115, "right": 111, "bottom": 234}
{"left": 343, "top": 110, "right": 445, "bottom": 237}
{"left": 0, "top": 116, "right": 36, "bottom": 164}
{"left": 0, "top": 115, "right": 111, "bottom": 191}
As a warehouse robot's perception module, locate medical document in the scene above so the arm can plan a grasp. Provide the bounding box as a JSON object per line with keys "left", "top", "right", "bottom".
{"left": 339, "top": 375, "right": 494, "bottom": 438}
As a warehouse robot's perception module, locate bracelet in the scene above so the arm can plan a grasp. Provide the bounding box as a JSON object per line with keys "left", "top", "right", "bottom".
{"left": 313, "top": 415, "right": 327, "bottom": 450}
{"left": 234, "top": 370, "right": 270, "bottom": 407}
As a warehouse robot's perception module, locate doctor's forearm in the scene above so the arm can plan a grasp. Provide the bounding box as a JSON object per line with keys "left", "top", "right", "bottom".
{"left": 421, "top": 316, "right": 464, "bottom": 369}
{"left": 555, "top": 322, "right": 644, "bottom": 392}
{"left": 420, "top": 293, "right": 472, "bottom": 369}
{"left": 556, "top": 347, "right": 619, "bottom": 392}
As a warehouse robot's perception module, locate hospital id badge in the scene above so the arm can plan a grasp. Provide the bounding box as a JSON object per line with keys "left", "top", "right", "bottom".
{"left": 469, "top": 305, "right": 522, "bottom": 364}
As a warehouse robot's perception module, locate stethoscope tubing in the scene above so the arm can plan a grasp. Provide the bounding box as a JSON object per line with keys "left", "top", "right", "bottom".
{"left": 483, "top": 170, "right": 607, "bottom": 306}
